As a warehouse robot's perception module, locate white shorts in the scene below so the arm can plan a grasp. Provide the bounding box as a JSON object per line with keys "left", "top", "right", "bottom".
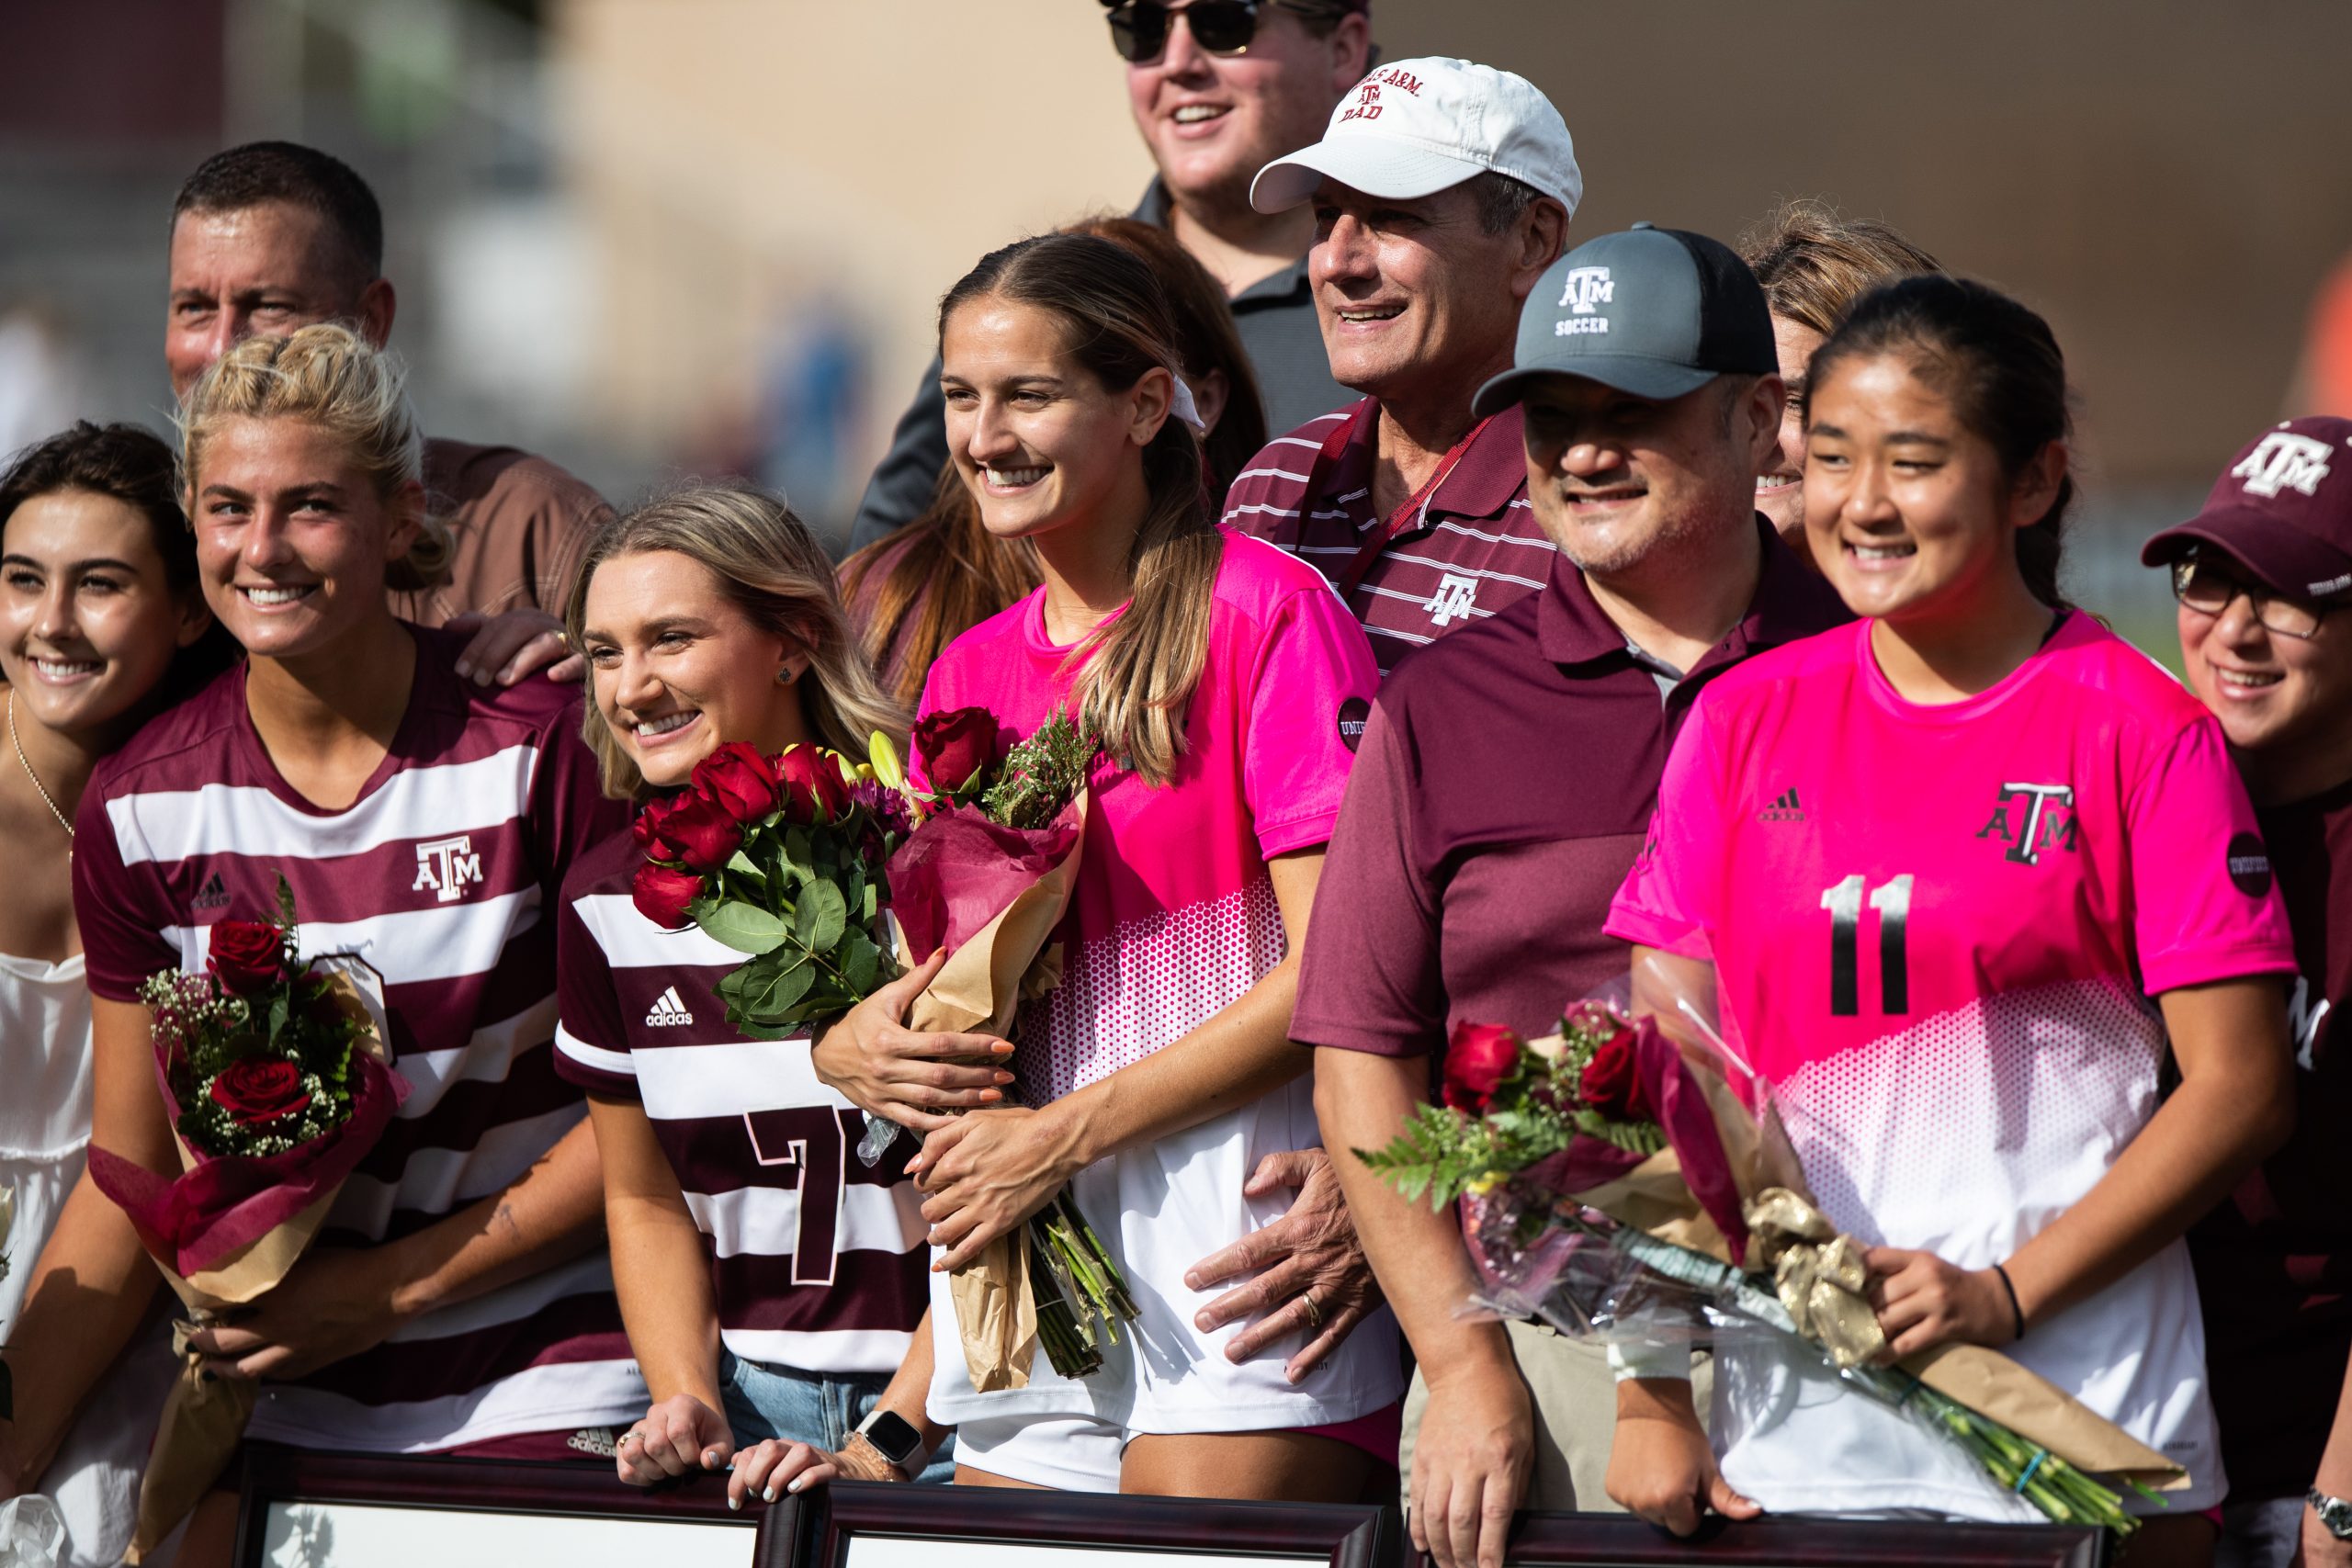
{"left": 925, "top": 1079, "right": 1404, "bottom": 1438}
{"left": 953, "top": 1414, "right": 1125, "bottom": 1493}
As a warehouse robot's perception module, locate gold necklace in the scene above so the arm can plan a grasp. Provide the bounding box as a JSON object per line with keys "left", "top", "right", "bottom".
{"left": 8, "top": 688, "right": 74, "bottom": 857}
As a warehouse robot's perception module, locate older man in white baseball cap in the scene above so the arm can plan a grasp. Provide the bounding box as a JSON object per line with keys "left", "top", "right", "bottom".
{"left": 1219, "top": 58, "right": 1577, "bottom": 671}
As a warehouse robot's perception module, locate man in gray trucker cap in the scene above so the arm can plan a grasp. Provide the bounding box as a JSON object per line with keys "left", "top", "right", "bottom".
{"left": 1306, "top": 223, "right": 1845, "bottom": 1568}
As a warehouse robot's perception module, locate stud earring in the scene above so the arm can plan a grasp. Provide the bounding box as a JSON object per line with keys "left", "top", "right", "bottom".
{"left": 776, "top": 666, "right": 797, "bottom": 684}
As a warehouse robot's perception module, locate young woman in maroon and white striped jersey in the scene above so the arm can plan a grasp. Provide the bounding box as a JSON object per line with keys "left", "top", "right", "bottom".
{"left": 47, "top": 325, "right": 646, "bottom": 1566}
{"left": 556, "top": 485, "right": 988, "bottom": 1497}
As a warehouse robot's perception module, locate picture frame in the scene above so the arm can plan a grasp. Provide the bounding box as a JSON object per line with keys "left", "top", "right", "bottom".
{"left": 759, "top": 1479, "right": 1400, "bottom": 1568}
{"left": 234, "top": 1448, "right": 759, "bottom": 1568}
{"left": 1498, "top": 1512, "right": 2109, "bottom": 1568}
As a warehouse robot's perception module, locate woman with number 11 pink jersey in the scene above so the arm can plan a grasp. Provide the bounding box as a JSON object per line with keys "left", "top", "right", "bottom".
{"left": 1607, "top": 277, "right": 2298, "bottom": 1554}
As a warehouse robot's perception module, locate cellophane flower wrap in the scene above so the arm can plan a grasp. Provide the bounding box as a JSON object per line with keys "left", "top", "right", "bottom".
{"left": 874, "top": 706, "right": 1136, "bottom": 1386}
{"left": 1356, "top": 961, "right": 2185, "bottom": 1535}
{"left": 84, "top": 880, "right": 405, "bottom": 1562}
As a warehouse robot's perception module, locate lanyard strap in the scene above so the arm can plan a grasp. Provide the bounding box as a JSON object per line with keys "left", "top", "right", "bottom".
{"left": 1291, "top": 400, "right": 1495, "bottom": 601}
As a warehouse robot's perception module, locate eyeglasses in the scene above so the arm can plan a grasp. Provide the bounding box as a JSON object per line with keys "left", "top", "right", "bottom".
{"left": 1105, "top": 0, "right": 1339, "bottom": 64}
{"left": 2172, "top": 554, "right": 2336, "bottom": 640}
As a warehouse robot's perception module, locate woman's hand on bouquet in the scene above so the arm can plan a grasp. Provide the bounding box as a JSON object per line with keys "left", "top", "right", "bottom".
{"left": 811, "top": 950, "right": 1015, "bottom": 1134}
{"left": 1865, "top": 1247, "right": 2018, "bottom": 1358}
{"left": 1607, "top": 1376, "right": 1760, "bottom": 1538}
{"left": 185, "top": 1246, "right": 411, "bottom": 1381}
{"left": 1183, "top": 1148, "right": 1383, "bottom": 1382}
{"left": 910, "top": 1106, "right": 1085, "bottom": 1269}
{"left": 727, "top": 1432, "right": 902, "bottom": 1507}
{"left": 616, "top": 1395, "right": 732, "bottom": 1487}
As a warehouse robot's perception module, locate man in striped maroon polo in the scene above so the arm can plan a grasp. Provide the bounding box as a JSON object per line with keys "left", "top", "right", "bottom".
{"left": 1219, "top": 57, "right": 1577, "bottom": 673}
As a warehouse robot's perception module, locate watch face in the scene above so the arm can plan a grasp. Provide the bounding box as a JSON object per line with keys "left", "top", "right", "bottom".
{"left": 860, "top": 1408, "right": 922, "bottom": 1466}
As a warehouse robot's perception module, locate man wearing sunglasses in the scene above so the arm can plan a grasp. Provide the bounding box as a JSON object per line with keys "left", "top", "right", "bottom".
{"left": 846, "top": 0, "right": 1370, "bottom": 549}
{"left": 1220, "top": 58, "right": 1577, "bottom": 674}
{"left": 2148, "top": 415, "right": 2352, "bottom": 1568}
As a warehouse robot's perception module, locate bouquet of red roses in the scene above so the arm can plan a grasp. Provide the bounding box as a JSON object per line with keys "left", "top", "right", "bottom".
{"left": 872, "top": 705, "right": 1136, "bottom": 1385}
{"left": 630, "top": 740, "right": 907, "bottom": 1036}
{"left": 1358, "top": 976, "right": 2180, "bottom": 1533}
{"left": 85, "top": 880, "right": 403, "bottom": 1562}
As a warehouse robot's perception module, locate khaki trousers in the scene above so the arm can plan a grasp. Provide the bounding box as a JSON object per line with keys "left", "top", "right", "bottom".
{"left": 1396, "top": 1323, "right": 1713, "bottom": 1513}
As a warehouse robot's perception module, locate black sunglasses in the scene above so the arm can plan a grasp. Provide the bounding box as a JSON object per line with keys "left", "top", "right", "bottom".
{"left": 1104, "top": 0, "right": 1340, "bottom": 64}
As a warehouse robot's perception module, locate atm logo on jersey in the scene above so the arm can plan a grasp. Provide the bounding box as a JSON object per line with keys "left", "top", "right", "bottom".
{"left": 1974, "top": 782, "right": 2075, "bottom": 865}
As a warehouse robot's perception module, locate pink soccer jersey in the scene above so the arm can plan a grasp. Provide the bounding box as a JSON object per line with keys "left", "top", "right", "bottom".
{"left": 1607, "top": 613, "right": 2296, "bottom": 1518}
{"left": 912, "top": 527, "right": 1403, "bottom": 1438}
{"left": 73, "top": 629, "right": 647, "bottom": 1452}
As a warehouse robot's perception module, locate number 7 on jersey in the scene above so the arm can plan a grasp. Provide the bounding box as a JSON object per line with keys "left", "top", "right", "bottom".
{"left": 1821, "top": 873, "right": 1914, "bottom": 1017}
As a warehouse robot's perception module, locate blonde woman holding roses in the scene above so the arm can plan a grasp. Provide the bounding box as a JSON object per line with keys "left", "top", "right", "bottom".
{"left": 40, "top": 326, "right": 647, "bottom": 1568}
{"left": 552, "top": 484, "right": 980, "bottom": 1498}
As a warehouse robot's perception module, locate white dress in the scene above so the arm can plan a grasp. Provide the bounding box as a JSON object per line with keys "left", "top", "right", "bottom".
{"left": 1, "top": 952, "right": 178, "bottom": 1568}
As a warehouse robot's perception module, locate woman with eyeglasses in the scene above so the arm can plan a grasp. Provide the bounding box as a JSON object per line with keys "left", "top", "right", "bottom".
{"left": 2154, "top": 417, "right": 2352, "bottom": 1568}
{"left": 1605, "top": 276, "right": 2296, "bottom": 1565}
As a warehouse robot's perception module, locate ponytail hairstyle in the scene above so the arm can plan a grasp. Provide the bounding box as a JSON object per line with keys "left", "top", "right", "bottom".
{"left": 0, "top": 421, "right": 242, "bottom": 705}
{"left": 177, "top": 321, "right": 451, "bottom": 593}
{"left": 938, "top": 231, "right": 1221, "bottom": 787}
{"left": 1804, "top": 275, "right": 2075, "bottom": 609}
{"left": 566, "top": 482, "right": 909, "bottom": 801}
{"left": 843, "top": 219, "right": 1266, "bottom": 716}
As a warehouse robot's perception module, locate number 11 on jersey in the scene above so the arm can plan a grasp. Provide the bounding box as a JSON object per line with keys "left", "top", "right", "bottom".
{"left": 1820, "top": 874, "right": 1914, "bottom": 1017}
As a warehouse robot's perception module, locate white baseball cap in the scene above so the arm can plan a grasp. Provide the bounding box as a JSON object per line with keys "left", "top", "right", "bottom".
{"left": 1250, "top": 58, "right": 1581, "bottom": 218}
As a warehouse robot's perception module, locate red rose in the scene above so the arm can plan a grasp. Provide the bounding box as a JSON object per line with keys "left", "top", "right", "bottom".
{"left": 633, "top": 860, "right": 704, "bottom": 930}
{"left": 912, "top": 707, "right": 1001, "bottom": 795}
{"left": 693, "top": 742, "right": 783, "bottom": 823}
{"left": 208, "top": 1058, "right": 313, "bottom": 1125}
{"left": 1577, "top": 1021, "right": 1654, "bottom": 1123}
{"left": 642, "top": 788, "right": 742, "bottom": 871}
{"left": 776, "top": 744, "right": 852, "bottom": 824}
{"left": 1442, "top": 1021, "right": 1523, "bottom": 1112}
{"left": 207, "top": 919, "right": 286, "bottom": 995}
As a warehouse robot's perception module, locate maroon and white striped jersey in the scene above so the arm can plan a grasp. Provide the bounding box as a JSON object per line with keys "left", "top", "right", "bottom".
{"left": 552, "top": 828, "right": 928, "bottom": 1373}
{"left": 1219, "top": 399, "right": 1553, "bottom": 675}
{"left": 73, "top": 628, "right": 645, "bottom": 1452}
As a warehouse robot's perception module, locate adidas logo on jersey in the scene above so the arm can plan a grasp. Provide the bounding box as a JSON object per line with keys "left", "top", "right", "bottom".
{"left": 1758, "top": 786, "right": 1804, "bottom": 822}
{"left": 645, "top": 987, "right": 695, "bottom": 1028}
{"left": 192, "top": 873, "right": 232, "bottom": 912}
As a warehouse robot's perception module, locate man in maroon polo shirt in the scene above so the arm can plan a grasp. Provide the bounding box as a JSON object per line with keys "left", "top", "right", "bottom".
{"left": 1220, "top": 57, "right": 1577, "bottom": 672}
{"left": 2148, "top": 417, "right": 2352, "bottom": 1568}
{"left": 1303, "top": 226, "right": 1847, "bottom": 1568}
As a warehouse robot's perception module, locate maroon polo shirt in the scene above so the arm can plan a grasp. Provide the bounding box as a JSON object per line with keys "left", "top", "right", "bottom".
{"left": 1293, "top": 520, "right": 1849, "bottom": 1059}
{"left": 2192, "top": 774, "right": 2352, "bottom": 1500}
{"left": 1221, "top": 398, "right": 1553, "bottom": 674}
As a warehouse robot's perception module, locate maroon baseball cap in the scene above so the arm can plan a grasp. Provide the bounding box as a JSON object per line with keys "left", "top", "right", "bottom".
{"left": 2143, "top": 416, "right": 2352, "bottom": 599}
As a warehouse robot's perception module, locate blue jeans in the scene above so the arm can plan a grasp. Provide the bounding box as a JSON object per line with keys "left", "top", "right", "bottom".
{"left": 717, "top": 1349, "right": 954, "bottom": 1483}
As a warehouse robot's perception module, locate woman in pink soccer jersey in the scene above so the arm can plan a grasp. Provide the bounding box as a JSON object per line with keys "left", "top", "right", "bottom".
{"left": 48, "top": 326, "right": 645, "bottom": 1564}
{"left": 1604, "top": 276, "right": 2298, "bottom": 1562}
{"left": 774, "top": 232, "right": 1402, "bottom": 1499}
{"left": 550, "top": 486, "right": 965, "bottom": 1495}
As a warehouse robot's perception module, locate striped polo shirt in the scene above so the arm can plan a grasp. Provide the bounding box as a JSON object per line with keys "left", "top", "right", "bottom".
{"left": 73, "top": 628, "right": 646, "bottom": 1452}
{"left": 551, "top": 828, "right": 928, "bottom": 1374}
{"left": 1219, "top": 398, "right": 1553, "bottom": 673}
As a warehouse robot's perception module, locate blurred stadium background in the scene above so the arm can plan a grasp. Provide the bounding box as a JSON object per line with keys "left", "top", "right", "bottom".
{"left": 8, "top": 0, "right": 2352, "bottom": 660}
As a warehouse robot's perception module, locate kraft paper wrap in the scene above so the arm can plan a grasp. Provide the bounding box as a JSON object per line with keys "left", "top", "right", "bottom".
{"left": 124, "top": 966, "right": 391, "bottom": 1564}
{"left": 1736, "top": 1187, "right": 2186, "bottom": 1491}
{"left": 900, "top": 797, "right": 1088, "bottom": 1393}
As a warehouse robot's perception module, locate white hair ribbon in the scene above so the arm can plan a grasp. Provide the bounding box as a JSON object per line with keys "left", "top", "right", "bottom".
{"left": 1167, "top": 373, "right": 1207, "bottom": 434}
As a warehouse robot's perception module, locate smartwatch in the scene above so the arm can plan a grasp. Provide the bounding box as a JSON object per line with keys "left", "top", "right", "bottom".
{"left": 853, "top": 1407, "right": 929, "bottom": 1478}
{"left": 2310, "top": 1490, "right": 2352, "bottom": 1540}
